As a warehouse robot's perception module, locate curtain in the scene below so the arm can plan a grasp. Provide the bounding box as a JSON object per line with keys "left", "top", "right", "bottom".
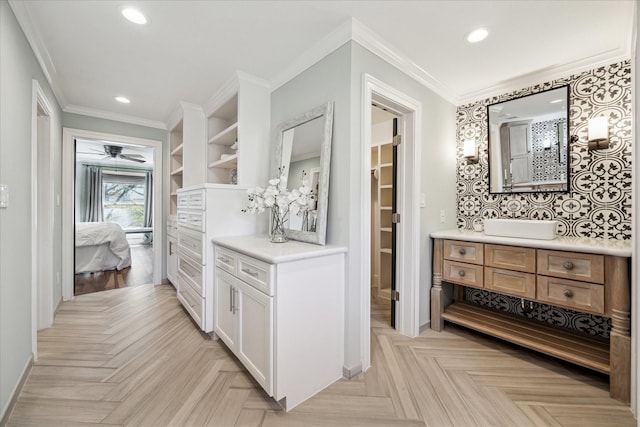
{"left": 83, "top": 165, "right": 103, "bottom": 222}
{"left": 144, "top": 170, "right": 153, "bottom": 228}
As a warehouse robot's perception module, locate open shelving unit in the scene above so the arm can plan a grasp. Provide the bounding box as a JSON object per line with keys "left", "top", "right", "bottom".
{"left": 169, "top": 119, "right": 184, "bottom": 215}
{"left": 371, "top": 141, "right": 394, "bottom": 302}
{"left": 207, "top": 95, "right": 239, "bottom": 184}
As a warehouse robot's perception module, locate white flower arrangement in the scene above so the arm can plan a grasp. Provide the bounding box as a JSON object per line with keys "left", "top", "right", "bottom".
{"left": 242, "top": 168, "right": 316, "bottom": 237}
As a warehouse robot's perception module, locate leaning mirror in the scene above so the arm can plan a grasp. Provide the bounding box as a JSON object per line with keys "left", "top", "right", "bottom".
{"left": 488, "top": 85, "right": 570, "bottom": 194}
{"left": 274, "top": 102, "right": 334, "bottom": 245}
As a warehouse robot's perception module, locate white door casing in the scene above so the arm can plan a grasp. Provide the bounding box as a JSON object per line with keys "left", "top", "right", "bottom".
{"left": 361, "top": 74, "right": 422, "bottom": 371}
{"left": 31, "top": 79, "right": 55, "bottom": 358}
{"left": 61, "top": 128, "right": 163, "bottom": 300}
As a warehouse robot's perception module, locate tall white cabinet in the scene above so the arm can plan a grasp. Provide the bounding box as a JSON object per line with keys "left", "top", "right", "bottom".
{"left": 212, "top": 236, "right": 346, "bottom": 411}
{"left": 176, "top": 185, "right": 262, "bottom": 332}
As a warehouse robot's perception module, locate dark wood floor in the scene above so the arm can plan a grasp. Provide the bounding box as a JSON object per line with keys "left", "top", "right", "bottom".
{"left": 74, "top": 244, "right": 154, "bottom": 296}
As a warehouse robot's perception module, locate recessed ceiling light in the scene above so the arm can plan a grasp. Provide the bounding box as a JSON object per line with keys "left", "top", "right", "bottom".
{"left": 466, "top": 28, "right": 488, "bottom": 43}
{"left": 115, "top": 96, "right": 131, "bottom": 104}
{"left": 122, "top": 7, "right": 147, "bottom": 25}
{"left": 550, "top": 99, "right": 563, "bottom": 104}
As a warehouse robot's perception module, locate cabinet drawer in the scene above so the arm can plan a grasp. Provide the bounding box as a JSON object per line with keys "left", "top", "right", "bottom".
{"left": 178, "top": 253, "right": 204, "bottom": 296}
{"left": 177, "top": 190, "right": 205, "bottom": 210}
{"left": 537, "top": 276, "right": 605, "bottom": 315}
{"left": 177, "top": 273, "right": 204, "bottom": 329}
{"left": 537, "top": 250, "right": 604, "bottom": 284}
{"left": 237, "top": 254, "right": 275, "bottom": 296}
{"left": 177, "top": 210, "right": 205, "bottom": 232}
{"left": 178, "top": 229, "right": 204, "bottom": 264}
{"left": 215, "top": 246, "right": 237, "bottom": 275}
{"left": 485, "top": 244, "right": 535, "bottom": 273}
{"left": 444, "top": 240, "right": 483, "bottom": 265}
{"left": 443, "top": 260, "right": 484, "bottom": 289}
{"left": 485, "top": 267, "right": 536, "bottom": 299}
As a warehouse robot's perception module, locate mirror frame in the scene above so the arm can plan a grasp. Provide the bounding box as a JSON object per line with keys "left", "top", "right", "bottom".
{"left": 273, "top": 101, "right": 334, "bottom": 245}
{"left": 487, "top": 85, "right": 571, "bottom": 194}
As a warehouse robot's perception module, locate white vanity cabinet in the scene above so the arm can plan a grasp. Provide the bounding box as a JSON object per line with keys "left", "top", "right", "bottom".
{"left": 166, "top": 216, "right": 178, "bottom": 286}
{"left": 212, "top": 236, "right": 346, "bottom": 411}
{"left": 175, "top": 185, "right": 261, "bottom": 333}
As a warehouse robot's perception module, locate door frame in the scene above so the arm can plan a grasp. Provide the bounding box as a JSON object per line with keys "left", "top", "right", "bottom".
{"left": 62, "top": 128, "right": 163, "bottom": 300}
{"left": 360, "top": 74, "right": 422, "bottom": 369}
{"left": 31, "top": 80, "right": 55, "bottom": 357}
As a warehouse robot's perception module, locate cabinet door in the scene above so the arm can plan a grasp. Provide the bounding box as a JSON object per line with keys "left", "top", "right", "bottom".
{"left": 236, "top": 281, "right": 273, "bottom": 395}
{"left": 167, "top": 237, "right": 178, "bottom": 286}
{"left": 214, "top": 269, "right": 237, "bottom": 351}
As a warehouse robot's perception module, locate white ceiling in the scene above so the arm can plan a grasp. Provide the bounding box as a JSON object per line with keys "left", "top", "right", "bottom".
{"left": 11, "top": 1, "right": 634, "bottom": 129}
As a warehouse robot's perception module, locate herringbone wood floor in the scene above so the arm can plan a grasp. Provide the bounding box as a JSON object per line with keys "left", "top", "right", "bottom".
{"left": 5, "top": 284, "right": 636, "bottom": 426}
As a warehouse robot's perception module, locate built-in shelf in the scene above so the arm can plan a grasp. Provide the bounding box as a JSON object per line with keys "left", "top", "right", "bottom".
{"left": 208, "top": 122, "right": 238, "bottom": 145}
{"left": 380, "top": 227, "right": 392, "bottom": 232}
{"left": 380, "top": 206, "right": 392, "bottom": 210}
{"left": 380, "top": 185, "right": 393, "bottom": 189}
{"left": 171, "top": 166, "right": 184, "bottom": 176}
{"left": 208, "top": 153, "right": 238, "bottom": 169}
{"left": 379, "top": 163, "right": 393, "bottom": 168}
{"left": 380, "top": 248, "right": 392, "bottom": 254}
{"left": 442, "top": 302, "right": 610, "bottom": 374}
{"left": 170, "top": 143, "right": 184, "bottom": 156}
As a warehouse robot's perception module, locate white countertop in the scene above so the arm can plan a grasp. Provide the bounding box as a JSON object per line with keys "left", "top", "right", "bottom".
{"left": 430, "top": 229, "right": 632, "bottom": 257}
{"left": 212, "top": 235, "right": 347, "bottom": 264}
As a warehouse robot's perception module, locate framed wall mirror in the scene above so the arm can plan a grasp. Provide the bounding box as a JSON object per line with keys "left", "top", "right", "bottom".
{"left": 273, "top": 102, "right": 334, "bottom": 245}
{"left": 487, "top": 85, "right": 570, "bottom": 194}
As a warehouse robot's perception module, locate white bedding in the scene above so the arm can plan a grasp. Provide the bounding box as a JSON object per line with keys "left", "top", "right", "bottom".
{"left": 75, "top": 222, "right": 132, "bottom": 273}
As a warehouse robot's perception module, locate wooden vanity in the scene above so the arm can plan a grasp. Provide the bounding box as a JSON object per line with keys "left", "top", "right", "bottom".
{"left": 430, "top": 230, "right": 632, "bottom": 403}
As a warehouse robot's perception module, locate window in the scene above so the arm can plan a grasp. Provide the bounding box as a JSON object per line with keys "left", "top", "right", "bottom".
{"left": 102, "top": 172, "right": 146, "bottom": 228}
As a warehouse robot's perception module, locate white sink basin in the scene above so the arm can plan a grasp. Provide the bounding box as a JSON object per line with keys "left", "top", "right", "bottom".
{"left": 483, "top": 219, "right": 558, "bottom": 240}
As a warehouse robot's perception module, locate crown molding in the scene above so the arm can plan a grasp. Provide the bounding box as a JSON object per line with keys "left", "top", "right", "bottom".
{"left": 457, "top": 47, "right": 632, "bottom": 105}
{"left": 269, "top": 19, "right": 353, "bottom": 92}
{"left": 64, "top": 104, "right": 167, "bottom": 130}
{"left": 8, "top": 0, "right": 67, "bottom": 108}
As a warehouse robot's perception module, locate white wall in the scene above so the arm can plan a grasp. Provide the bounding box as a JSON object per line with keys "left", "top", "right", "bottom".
{"left": 271, "top": 41, "right": 457, "bottom": 371}
{"left": 0, "top": 0, "right": 63, "bottom": 417}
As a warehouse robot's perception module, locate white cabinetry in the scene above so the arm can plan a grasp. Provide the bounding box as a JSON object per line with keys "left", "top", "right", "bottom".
{"left": 205, "top": 72, "right": 270, "bottom": 186}
{"left": 166, "top": 216, "right": 178, "bottom": 286}
{"left": 212, "top": 236, "right": 346, "bottom": 411}
{"left": 176, "top": 185, "right": 261, "bottom": 332}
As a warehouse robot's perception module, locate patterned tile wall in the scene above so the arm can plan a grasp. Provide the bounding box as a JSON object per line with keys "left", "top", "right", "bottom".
{"left": 530, "top": 118, "right": 567, "bottom": 182}
{"left": 454, "top": 60, "right": 631, "bottom": 338}
{"left": 456, "top": 60, "right": 632, "bottom": 240}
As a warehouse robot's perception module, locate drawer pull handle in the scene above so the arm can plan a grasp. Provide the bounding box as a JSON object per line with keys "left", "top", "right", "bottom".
{"left": 241, "top": 268, "right": 259, "bottom": 278}
{"left": 458, "top": 248, "right": 466, "bottom": 256}
{"left": 563, "top": 261, "right": 574, "bottom": 270}
{"left": 217, "top": 256, "right": 230, "bottom": 263}
{"left": 563, "top": 289, "right": 574, "bottom": 298}
{"left": 458, "top": 270, "right": 466, "bottom": 277}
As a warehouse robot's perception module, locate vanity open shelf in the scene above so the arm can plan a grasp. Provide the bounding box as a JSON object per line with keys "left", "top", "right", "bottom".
{"left": 442, "top": 302, "right": 610, "bottom": 374}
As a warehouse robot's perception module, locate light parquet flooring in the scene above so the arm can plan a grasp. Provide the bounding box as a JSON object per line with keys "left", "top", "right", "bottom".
{"left": 6, "top": 284, "right": 636, "bottom": 427}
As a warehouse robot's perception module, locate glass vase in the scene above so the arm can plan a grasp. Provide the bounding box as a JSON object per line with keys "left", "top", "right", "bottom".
{"left": 270, "top": 208, "right": 288, "bottom": 243}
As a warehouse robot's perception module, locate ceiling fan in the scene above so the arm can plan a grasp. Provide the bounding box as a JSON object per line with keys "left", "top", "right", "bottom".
{"left": 78, "top": 144, "right": 147, "bottom": 163}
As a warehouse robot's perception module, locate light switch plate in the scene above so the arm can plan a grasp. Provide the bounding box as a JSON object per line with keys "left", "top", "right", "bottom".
{"left": 0, "top": 184, "right": 8, "bottom": 208}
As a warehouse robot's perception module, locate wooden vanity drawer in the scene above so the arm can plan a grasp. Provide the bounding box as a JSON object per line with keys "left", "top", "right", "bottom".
{"left": 537, "top": 250, "right": 604, "bottom": 284}
{"left": 485, "top": 267, "right": 536, "bottom": 299}
{"left": 537, "top": 276, "right": 605, "bottom": 315}
{"left": 237, "top": 254, "right": 275, "bottom": 296}
{"left": 443, "top": 240, "right": 484, "bottom": 265}
{"left": 215, "top": 246, "right": 237, "bottom": 276}
{"left": 443, "top": 260, "right": 484, "bottom": 289}
{"left": 485, "top": 244, "right": 535, "bottom": 273}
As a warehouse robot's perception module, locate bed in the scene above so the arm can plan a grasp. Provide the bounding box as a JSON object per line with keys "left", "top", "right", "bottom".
{"left": 75, "top": 222, "right": 132, "bottom": 273}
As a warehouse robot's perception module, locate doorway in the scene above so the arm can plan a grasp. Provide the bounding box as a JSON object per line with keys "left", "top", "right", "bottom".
{"left": 370, "top": 105, "right": 400, "bottom": 328}
{"left": 62, "top": 129, "right": 163, "bottom": 301}
{"left": 73, "top": 139, "right": 156, "bottom": 295}
{"left": 31, "top": 80, "right": 55, "bottom": 358}
{"left": 361, "top": 74, "right": 422, "bottom": 371}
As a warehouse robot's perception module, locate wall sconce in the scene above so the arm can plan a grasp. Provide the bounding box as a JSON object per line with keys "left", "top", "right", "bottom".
{"left": 463, "top": 139, "right": 478, "bottom": 163}
{"left": 587, "top": 116, "right": 609, "bottom": 150}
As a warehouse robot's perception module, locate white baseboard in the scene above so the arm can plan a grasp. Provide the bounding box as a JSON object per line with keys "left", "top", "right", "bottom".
{"left": 343, "top": 363, "right": 363, "bottom": 380}
{"left": 0, "top": 355, "right": 33, "bottom": 426}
